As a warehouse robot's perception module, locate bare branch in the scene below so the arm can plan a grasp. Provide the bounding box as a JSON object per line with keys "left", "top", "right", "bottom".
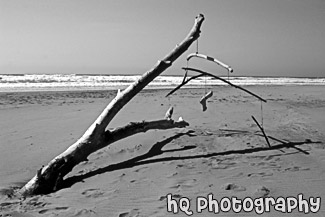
{"left": 166, "top": 74, "right": 204, "bottom": 97}
{"left": 91, "top": 14, "right": 205, "bottom": 137}
{"left": 183, "top": 67, "right": 267, "bottom": 103}
{"left": 105, "top": 118, "right": 189, "bottom": 145}
{"left": 251, "top": 115, "right": 271, "bottom": 148}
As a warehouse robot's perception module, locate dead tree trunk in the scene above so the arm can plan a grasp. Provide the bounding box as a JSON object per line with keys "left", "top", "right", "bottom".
{"left": 18, "top": 14, "right": 205, "bottom": 196}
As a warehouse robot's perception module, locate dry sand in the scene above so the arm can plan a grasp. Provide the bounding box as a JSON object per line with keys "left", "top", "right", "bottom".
{"left": 0, "top": 86, "right": 324, "bottom": 216}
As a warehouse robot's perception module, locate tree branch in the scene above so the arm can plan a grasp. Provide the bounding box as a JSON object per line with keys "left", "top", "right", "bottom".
{"left": 166, "top": 74, "right": 204, "bottom": 97}
{"left": 183, "top": 67, "right": 267, "bottom": 102}
{"left": 251, "top": 115, "right": 271, "bottom": 148}
{"left": 90, "top": 14, "right": 205, "bottom": 137}
{"left": 18, "top": 14, "right": 205, "bottom": 196}
{"left": 105, "top": 118, "right": 189, "bottom": 144}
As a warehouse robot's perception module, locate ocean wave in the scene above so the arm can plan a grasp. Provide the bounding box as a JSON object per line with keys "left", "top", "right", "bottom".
{"left": 0, "top": 74, "right": 324, "bottom": 92}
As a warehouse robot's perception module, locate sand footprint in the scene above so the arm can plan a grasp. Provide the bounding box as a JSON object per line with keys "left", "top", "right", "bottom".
{"left": 223, "top": 183, "right": 246, "bottom": 192}
{"left": 38, "top": 206, "right": 69, "bottom": 214}
{"left": 251, "top": 162, "right": 266, "bottom": 167}
{"left": 166, "top": 172, "right": 178, "bottom": 178}
{"left": 210, "top": 159, "right": 237, "bottom": 170}
{"left": 251, "top": 161, "right": 282, "bottom": 170}
{"left": 265, "top": 162, "right": 282, "bottom": 169}
{"left": 179, "top": 179, "right": 197, "bottom": 188}
{"left": 183, "top": 162, "right": 196, "bottom": 170}
{"left": 169, "top": 178, "right": 197, "bottom": 189}
{"left": 72, "top": 208, "right": 97, "bottom": 216}
{"left": 133, "top": 166, "right": 149, "bottom": 173}
{"left": 264, "top": 155, "right": 277, "bottom": 161}
{"left": 284, "top": 166, "right": 309, "bottom": 172}
{"left": 81, "top": 188, "right": 104, "bottom": 198}
{"left": 158, "top": 194, "right": 182, "bottom": 201}
{"left": 118, "top": 208, "right": 141, "bottom": 217}
{"left": 247, "top": 172, "right": 273, "bottom": 177}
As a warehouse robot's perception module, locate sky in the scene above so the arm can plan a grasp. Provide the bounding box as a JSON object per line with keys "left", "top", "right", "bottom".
{"left": 1, "top": 0, "right": 325, "bottom": 77}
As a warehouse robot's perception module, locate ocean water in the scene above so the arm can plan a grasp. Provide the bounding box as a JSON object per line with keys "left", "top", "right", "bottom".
{"left": 0, "top": 74, "right": 324, "bottom": 92}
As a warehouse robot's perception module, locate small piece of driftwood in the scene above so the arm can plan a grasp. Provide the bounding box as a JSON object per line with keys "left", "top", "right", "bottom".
{"left": 187, "top": 53, "right": 233, "bottom": 73}
{"left": 200, "top": 91, "right": 213, "bottom": 111}
{"left": 165, "top": 106, "right": 174, "bottom": 120}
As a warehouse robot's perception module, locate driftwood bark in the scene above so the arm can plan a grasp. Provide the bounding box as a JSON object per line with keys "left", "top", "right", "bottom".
{"left": 18, "top": 14, "right": 205, "bottom": 196}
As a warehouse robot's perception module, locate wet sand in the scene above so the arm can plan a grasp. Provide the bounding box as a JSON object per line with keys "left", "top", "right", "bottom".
{"left": 0, "top": 86, "right": 324, "bottom": 216}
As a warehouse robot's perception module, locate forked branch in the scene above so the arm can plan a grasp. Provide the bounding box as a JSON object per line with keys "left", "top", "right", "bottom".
{"left": 166, "top": 74, "right": 204, "bottom": 97}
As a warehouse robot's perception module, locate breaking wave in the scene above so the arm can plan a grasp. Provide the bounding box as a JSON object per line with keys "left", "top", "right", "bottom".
{"left": 0, "top": 74, "right": 324, "bottom": 92}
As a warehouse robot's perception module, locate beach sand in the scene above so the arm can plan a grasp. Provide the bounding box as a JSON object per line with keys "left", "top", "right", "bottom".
{"left": 0, "top": 86, "right": 324, "bottom": 216}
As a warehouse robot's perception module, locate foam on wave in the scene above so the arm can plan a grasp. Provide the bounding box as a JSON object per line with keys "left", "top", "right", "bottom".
{"left": 0, "top": 74, "right": 324, "bottom": 92}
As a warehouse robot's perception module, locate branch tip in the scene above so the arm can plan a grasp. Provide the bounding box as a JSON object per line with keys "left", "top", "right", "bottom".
{"left": 165, "top": 106, "right": 174, "bottom": 120}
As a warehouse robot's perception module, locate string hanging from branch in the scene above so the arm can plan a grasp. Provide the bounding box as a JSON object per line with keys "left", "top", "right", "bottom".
{"left": 173, "top": 37, "right": 268, "bottom": 151}
{"left": 197, "top": 54, "right": 214, "bottom": 111}
{"left": 185, "top": 46, "right": 234, "bottom": 111}
{"left": 260, "top": 100, "right": 264, "bottom": 127}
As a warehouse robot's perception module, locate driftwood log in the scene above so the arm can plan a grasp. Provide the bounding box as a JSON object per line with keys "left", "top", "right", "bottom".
{"left": 18, "top": 14, "right": 205, "bottom": 196}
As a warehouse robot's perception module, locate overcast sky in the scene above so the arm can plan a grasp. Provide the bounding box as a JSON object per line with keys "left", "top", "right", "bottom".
{"left": 1, "top": 0, "right": 325, "bottom": 77}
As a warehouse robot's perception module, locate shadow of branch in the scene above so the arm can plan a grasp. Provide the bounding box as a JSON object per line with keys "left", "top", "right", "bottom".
{"left": 62, "top": 131, "right": 196, "bottom": 189}
{"left": 61, "top": 130, "right": 321, "bottom": 191}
